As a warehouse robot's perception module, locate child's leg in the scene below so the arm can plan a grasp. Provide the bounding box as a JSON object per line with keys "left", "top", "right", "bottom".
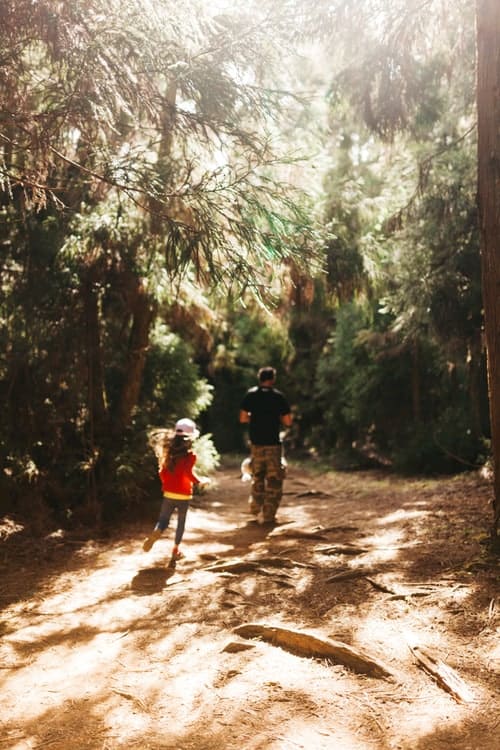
{"left": 171, "top": 502, "right": 189, "bottom": 558}
{"left": 173, "top": 503, "right": 189, "bottom": 546}
{"left": 143, "top": 498, "right": 175, "bottom": 552}
{"left": 156, "top": 497, "right": 176, "bottom": 531}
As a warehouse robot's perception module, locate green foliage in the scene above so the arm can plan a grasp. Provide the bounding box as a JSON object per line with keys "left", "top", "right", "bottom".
{"left": 204, "top": 304, "right": 293, "bottom": 452}
{"left": 141, "top": 322, "right": 213, "bottom": 426}
{"left": 0, "top": 0, "right": 324, "bottom": 529}
{"left": 232, "top": 312, "right": 292, "bottom": 375}
{"left": 100, "top": 427, "right": 220, "bottom": 523}
{"left": 192, "top": 433, "right": 221, "bottom": 477}
{"left": 307, "top": 0, "right": 487, "bottom": 475}
{"left": 0, "top": 0, "right": 493, "bottom": 533}
{"left": 379, "top": 134, "right": 480, "bottom": 350}
{"left": 99, "top": 430, "right": 159, "bottom": 523}
{"left": 315, "top": 302, "right": 377, "bottom": 449}
{"left": 313, "top": 299, "right": 486, "bottom": 473}
{"left": 392, "top": 409, "right": 487, "bottom": 475}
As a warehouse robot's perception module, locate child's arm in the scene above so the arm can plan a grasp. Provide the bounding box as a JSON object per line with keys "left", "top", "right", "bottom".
{"left": 192, "top": 467, "right": 211, "bottom": 487}
{"left": 189, "top": 454, "right": 210, "bottom": 487}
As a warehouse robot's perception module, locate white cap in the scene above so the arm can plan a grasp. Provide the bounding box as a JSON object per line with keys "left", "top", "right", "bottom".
{"left": 174, "top": 418, "right": 199, "bottom": 438}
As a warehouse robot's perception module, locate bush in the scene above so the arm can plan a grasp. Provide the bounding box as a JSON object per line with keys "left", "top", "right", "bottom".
{"left": 392, "top": 409, "right": 486, "bottom": 475}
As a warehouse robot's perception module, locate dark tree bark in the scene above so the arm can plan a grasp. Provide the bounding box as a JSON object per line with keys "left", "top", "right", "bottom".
{"left": 411, "top": 338, "right": 421, "bottom": 424}
{"left": 476, "top": 0, "right": 500, "bottom": 544}
{"left": 83, "top": 269, "right": 107, "bottom": 440}
{"left": 114, "top": 280, "right": 157, "bottom": 435}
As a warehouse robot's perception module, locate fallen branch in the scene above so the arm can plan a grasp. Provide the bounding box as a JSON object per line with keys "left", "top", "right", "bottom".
{"left": 317, "top": 544, "right": 369, "bottom": 556}
{"left": 270, "top": 529, "right": 329, "bottom": 540}
{"left": 409, "top": 644, "right": 474, "bottom": 703}
{"left": 296, "top": 489, "right": 332, "bottom": 498}
{"left": 248, "top": 556, "right": 312, "bottom": 569}
{"left": 203, "top": 558, "right": 302, "bottom": 577}
{"left": 112, "top": 688, "right": 148, "bottom": 712}
{"left": 488, "top": 597, "right": 497, "bottom": 622}
{"left": 233, "top": 623, "right": 393, "bottom": 678}
{"left": 222, "top": 641, "right": 256, "bottom": 653}
{"left": 268, "top": 573, "right": 295, "bottom": 587}
{"left": 321, "top": 525, "right": 360, "bottom": 533}
{"left": 204, "top": 559, "right": 260, "bottom": 574}
{"left": 326, "top": 568, "right": 376, "bottom": 582}
{"left": 366, "top": 576, "right": 438, "bottom": 598}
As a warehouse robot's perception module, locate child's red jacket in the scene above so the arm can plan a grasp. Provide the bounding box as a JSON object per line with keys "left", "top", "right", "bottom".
{"left": 159, "top": 453, "right": 199, "bottom": 498}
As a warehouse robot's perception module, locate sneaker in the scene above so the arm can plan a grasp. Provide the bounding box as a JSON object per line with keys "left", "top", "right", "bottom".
{"left": 261, "top": 517, "right": 276, "bottom": 527}
{"left": 172, "top": 547, "right": 184, "bottom": 560}
{"left": 143, "top": 529, "right": 161, "bottom": 552}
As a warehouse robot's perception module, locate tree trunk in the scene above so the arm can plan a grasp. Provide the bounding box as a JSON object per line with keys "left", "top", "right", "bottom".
{"left": 83, "top": 268, "right": 107, "bottom": 440}
{"left": 114, "top": 279, "right": 157, "bottom": 435}
{"left": 467, "top": 337, "right": 485, "bottom": 439}
{"left": 82, "top": 266, "right": 107, "bottom": 523}
{"left": 149, "top": 78, "right": 177, "bottom": 234}
{"left": 476, "top": 0, "right": 500, "bottom": 544}
{"left": 411, "top": 337, "right": 421, "bottom": 423}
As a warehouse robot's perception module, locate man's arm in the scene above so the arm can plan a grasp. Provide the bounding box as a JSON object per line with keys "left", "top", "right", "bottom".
{"left": 239, "top": 409, "right": 251, "bottom": 424}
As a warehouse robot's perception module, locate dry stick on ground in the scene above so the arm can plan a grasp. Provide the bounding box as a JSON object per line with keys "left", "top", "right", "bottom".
{"left": 326, "top": 568, "right": 377, "bottom": 582}
{"left": 316, "top": 544, "right": 370, "bottom": 555}
{"left": 365, "top": 577, "right": 401, "bottom": 594}
{"left": 408, "top": 644, "right": 475, "bottom": 703}
{"left": 295, "top": 490, "right": 332, "bottom": 497}
{"left": 366, "top": 576, "right": 440, "bottom": 598}
{"left": 204, "top": 559, "right": 261, "bottom": 574}
{"left": 204, "top": 557, "right": 313, "bottom": 573}
{"left": 320, "top": 525, "right": 360, "bottom": 533}
{"left": 203, "top": 559, "right": 297, "bottom": 585}
{"left": 222, "top": 641, "right": 257, "bottom": 653}
{"left": 247, "top": 556, "right": 313, "bottom": 569}
{"left": 270, "top": 529, "right": 329, "bottom": 540}
{"left": 111, "top": 688, "right": 148, "bottom": 712}
{"left": 487, "top": 597, "right": 497, "bottom": 622}
{"left": 233, "top": 623, "right": 394, "bottom": 679}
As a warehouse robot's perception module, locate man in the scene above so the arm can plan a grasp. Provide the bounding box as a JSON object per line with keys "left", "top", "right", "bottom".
{"left": 239, "top": 366, "right": 292, "bottom": 525}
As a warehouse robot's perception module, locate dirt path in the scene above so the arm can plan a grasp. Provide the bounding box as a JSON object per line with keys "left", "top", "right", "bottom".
{"left": 1, "top": 458, "right": 499, "bottom": 750}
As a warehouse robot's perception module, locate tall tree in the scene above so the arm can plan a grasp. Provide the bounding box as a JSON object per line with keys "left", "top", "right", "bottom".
{"left": 476, "top": 0, "right": 500, "bottom": 545}
{"left": 0, "top": 0, "right": 316, "bottom": 518}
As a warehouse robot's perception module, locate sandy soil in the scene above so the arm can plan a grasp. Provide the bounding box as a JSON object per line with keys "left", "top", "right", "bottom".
{"left": 0, "top": 457, "right": 499, "bottom": 750}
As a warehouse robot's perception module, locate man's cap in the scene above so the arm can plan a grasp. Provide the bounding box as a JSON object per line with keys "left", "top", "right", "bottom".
{"left": 174, "top": 418, "right": 199, "bottom": 438}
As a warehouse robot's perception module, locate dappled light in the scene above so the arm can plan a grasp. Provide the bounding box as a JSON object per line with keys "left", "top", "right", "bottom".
{"left": 2, "top": 1, "right": 500, "bottom": 748}
{"left": 1, "top": 460, "right": 498, "bottom": 749}
{"left": 0, "top": 517, "right": 25, "bottom": 539}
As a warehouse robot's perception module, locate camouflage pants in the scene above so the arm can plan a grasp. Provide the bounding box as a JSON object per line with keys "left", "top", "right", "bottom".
{"left": 248, "top": 444, "right": 286, "bottom": 521}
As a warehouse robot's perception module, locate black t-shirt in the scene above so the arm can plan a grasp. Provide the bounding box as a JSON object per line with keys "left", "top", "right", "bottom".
{"left": 240, "top": 386, "right": 291, "bottom": 445}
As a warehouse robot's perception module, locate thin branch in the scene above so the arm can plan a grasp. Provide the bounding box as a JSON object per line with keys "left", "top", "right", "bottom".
{"left": 384, "top": 123, "right": 476, "bottom": 233}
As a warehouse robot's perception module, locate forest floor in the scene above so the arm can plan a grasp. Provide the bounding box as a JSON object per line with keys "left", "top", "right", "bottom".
{"left": 0, "top": 456, "right": 499, "bottom": 750}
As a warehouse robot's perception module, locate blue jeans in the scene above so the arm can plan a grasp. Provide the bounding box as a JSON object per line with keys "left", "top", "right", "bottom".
{"left": 155, "top": 497, "right": 190, "bottom": 545}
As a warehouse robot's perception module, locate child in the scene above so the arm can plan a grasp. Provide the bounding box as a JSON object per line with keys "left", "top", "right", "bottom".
{"left": 143, "top": 418, "right": 207, "bottom": 561}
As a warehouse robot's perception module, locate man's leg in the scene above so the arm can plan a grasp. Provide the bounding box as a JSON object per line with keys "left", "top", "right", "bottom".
{"left": 249, "top": 445, "right": 266, "bottom": 516}
{"left": 262, "top": 445, "right": 285, "bottom": 522}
